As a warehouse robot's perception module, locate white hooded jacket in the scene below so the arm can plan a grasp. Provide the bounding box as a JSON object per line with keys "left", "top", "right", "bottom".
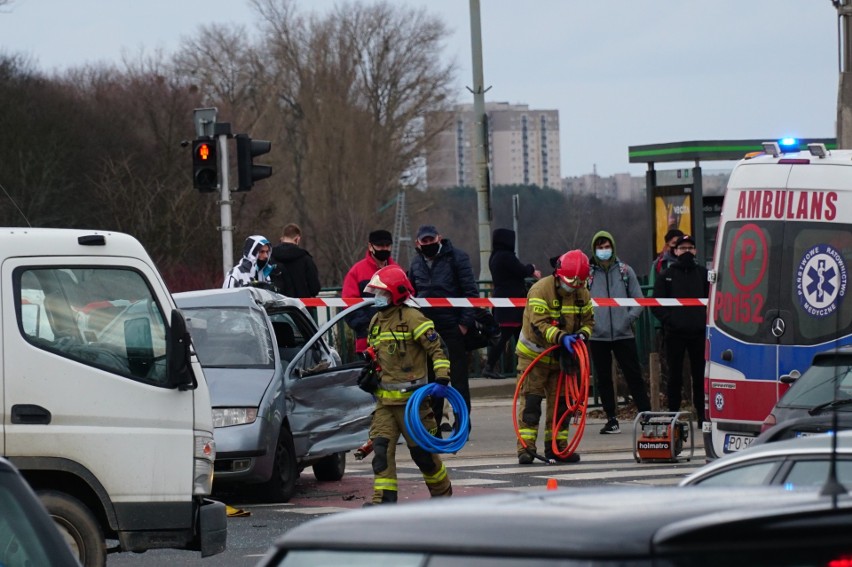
{"left": 223, "top": 235, "right": 274, "bottom": 288}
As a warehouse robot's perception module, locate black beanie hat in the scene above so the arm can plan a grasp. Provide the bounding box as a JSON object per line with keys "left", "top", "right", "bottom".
{"left": 369, "top": 230, "right": 393, "bottom": 245}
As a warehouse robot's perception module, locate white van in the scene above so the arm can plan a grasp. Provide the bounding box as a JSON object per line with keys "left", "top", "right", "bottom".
{"left": 0, "top": 228, "right": 226, "bottom": 566}
{"left": 704, "top": 140, "right": 852, "bottom": 459}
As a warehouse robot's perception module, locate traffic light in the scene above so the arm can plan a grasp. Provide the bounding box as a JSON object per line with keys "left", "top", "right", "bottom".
{"left": 235, "top": 133, "right": 272, "bottom": 191}
{"left": 192, "top": 138, "right": 218, "bottom": 192}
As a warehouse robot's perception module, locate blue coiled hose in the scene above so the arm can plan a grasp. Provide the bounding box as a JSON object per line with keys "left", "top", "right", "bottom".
{"left": 404, "top": 383, "right": 470, "bottom": 453}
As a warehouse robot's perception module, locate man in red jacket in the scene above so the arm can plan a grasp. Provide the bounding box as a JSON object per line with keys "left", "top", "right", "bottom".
{"left": 342, "top": 230, "right": 398, "bottom": 352}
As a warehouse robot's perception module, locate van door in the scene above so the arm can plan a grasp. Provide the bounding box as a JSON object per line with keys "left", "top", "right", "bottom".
{"left": 3, "top": 260, "right": 196, "bottom": 515}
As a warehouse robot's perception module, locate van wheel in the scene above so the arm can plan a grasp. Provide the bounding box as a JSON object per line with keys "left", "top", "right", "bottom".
{"left": 39, "top": 490, "right": 106, "bottom": 567}
{"left": 312, "top": 452, "right": 346, "bottom": 481}
{"left": 262, "top": 427, "right": 297, "bottom": 502}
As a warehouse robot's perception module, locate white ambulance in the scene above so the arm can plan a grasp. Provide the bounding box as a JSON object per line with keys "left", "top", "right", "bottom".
{"left": 704, "top": 139, "right": 852, "bottom": 459}
{"left": 1, "top": 228, "right": 226, "bottom": 566}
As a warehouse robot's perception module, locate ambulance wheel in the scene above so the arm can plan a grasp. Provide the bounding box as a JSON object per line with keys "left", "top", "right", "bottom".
{"left": 39, "top": 490, "right": 106, "bottom": 567}
{"left": 312, "top": 452, "right": 346, "bottom": 481}
{"left": 263, "top": 427, "right": 298, "bottom": 502}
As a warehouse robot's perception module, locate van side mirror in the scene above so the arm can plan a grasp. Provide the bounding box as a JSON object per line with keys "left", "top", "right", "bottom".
{"left": 168, "top": 309, "right": 195, "bottom": 390}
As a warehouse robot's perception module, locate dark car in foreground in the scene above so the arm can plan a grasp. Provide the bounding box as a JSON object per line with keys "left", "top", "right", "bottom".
{"left": 680, "top": 430, "right": 852, "bottom": 488}
{"left": 761, "top": 347, "right": 852, "bottom": 435}
{"left": 0, "top": 457, "right": 79, "bottom": 566}
{"left": 255, "top": 485, "right": 852, "bottom": 566}
{"left": 174, "top": 288, "right": 375, "bottom": 502}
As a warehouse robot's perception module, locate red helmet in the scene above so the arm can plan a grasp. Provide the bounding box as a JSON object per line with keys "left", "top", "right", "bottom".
{"left": 364, "top": 265, "right": 414, "bottom": 305}
{"left": 554, "top": 250, "right": 590, "bottom": 288}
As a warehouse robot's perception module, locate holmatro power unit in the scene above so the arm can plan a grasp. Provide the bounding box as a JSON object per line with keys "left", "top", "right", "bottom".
{"left": 632, "top": 411, "right": 694, "bottom": 463}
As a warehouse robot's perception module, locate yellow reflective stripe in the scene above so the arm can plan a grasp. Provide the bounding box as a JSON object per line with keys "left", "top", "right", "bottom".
{"left": 545, "top": 326, "right": 560, "bottom": 342}
{"left": 423, "top": 464, "right": 447, "bottom": 484}
{"left": 561, "top": 306, "right": 583, "bottom": 314}
{"left": 579, "top": 326, "right": 592, "bottom": 337}
{"left": 528, "top": 298, "right": 548, "bottom": 308}
{"left": 529, "top": 297, "right": 548, "bottom": 314}
{"left": 375, "top": 389, "right": 413, "bottom": 399}
{"left": 374, "top": 478, "right": 398, "bottom": 491}
{"left": 433, "top": 359, "right": 450, "bottom": 370}
{"left": 517, "top": 341, "right": 558, "bottom": 365}
{"left": 412, "top": 321, "right": 433, "bottom": 339}
{"left": 373, "top": 331, "right": 414, "bottom": 341}
{"left": 519, "top": 428, "right": 538, "bottom": 441}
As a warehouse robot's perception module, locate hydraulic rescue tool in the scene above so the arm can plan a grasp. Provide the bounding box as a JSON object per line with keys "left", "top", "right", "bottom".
{"left": 632, "top": 411, "right": 694, "bottom": 463}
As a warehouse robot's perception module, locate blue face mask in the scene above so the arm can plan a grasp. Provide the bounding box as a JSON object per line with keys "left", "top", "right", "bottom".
{"left": 560, "top": 283, "right": 575, "bottom": 294}
{"left": 595, "top": 248, "right": 613, "bottom": 261}
{"left": 373, "top": 294, "right": 391, "bottom": 309}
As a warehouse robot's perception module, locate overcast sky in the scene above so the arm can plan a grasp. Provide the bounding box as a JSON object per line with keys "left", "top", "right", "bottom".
{"left": 0, "top": 0, "right": 839, "bottom": 177}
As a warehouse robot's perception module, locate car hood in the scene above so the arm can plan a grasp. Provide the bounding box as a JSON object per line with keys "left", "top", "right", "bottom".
{"left": 204, "top": 367, "right": 275, "bottom": 407}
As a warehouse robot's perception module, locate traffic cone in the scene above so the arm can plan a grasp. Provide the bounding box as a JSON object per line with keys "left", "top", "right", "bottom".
{"left": 546, "top": 478, "right": 558, "bottom": 491}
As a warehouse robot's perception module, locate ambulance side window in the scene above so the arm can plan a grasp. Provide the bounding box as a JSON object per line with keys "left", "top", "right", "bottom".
{"left": 16, "top": 267, "right": 169, "bottom": 386}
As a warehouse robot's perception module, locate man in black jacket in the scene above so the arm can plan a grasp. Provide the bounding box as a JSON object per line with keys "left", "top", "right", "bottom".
{"left": 270, "top": 223, "right": 321, "bottom": 298}
{"left": 651, "top": 234, "right": 709, "bottom": 425}
{"left": 408, "top": 224, "right": 479, "bottom": 428}
{"left": 484, "top": 228, "right": 540, "bottom": 378}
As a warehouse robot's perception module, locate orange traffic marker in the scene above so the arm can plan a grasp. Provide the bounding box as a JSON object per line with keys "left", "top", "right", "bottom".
{"left": 546, "top": 478, "right": 558, "bottom": 491}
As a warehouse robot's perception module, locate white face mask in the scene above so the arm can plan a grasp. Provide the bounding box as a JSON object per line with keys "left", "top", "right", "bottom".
{"left": 595, "top": 248, "right": 613, "bottom": 261}
{"left": 560, "top": 282, "right": 575, "bottom": 294}
{"left": 373, "top": 292, "right": 391, "bottom": 309}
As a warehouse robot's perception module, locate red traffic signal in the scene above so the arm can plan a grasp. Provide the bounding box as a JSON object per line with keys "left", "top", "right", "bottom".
{"left": 192, "top": 138, "right": 218, "bottom": 192}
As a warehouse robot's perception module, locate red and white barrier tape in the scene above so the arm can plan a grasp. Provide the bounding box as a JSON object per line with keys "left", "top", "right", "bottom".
{"left": 298, "top": 297, "right": 708, "bottom": 308}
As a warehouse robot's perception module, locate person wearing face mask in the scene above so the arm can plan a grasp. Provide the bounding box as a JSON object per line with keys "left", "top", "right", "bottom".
{"left": 651, "top": 235, "right": 709, "bottom": 426}
{"left": 408, "top": 225, "right": 479, "bottom": 432}
{"left": 223, "top": 235, "right": 274, "bottom": 289}
{"left": 342, "top": 230, "right": 398, "bottom": 352}
{"left": 588, "top": 231, "right": 650, "bottom": 435}
{"left": 514, "top": 250, "right": 594, "bottom": 464}
{"left": 362, "top": 265, "right": 453, "bottom": 505}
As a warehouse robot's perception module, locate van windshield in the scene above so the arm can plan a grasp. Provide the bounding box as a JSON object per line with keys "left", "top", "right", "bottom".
{"left": 714, "top": 220, "right": 852, "bottom": 345}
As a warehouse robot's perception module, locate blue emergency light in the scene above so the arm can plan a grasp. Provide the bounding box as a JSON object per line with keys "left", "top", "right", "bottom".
{"left": 778, "top": 137, "right": 800, "bottom": 151}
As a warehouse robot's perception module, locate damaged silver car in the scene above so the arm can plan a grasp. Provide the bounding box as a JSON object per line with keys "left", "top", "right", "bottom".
{"left": 174, "top": 288, "right": 374, "bottom": 502}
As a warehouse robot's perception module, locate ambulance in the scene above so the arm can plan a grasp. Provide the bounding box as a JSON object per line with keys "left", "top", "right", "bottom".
{"left": 704, "top": 139, "right": 852, "bottom": 459}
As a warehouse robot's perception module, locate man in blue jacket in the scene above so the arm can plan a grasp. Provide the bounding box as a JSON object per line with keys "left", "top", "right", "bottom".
{"left": 408, "top": 224, "right": 479, "bottom": 430}
{"left": 589, "top": 230, "right": 651, "bottom": 434}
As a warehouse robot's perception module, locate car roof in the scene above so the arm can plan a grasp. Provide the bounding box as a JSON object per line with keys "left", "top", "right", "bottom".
{"left": 813, "top": 346, "right": 852, "bottom": 363}
{"left": 681, "top": 430, "right": 852, "bottom": 485}
{"left": 174, "top": 287, "right": 306, "bottom": 312}
{"left": 272, "top": 487, "right": 849, "bottom": 559}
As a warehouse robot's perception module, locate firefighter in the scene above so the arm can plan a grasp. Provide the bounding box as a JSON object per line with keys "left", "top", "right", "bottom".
{"left": 515, "top": 250, "right": 595, "bottom": 464}
{"left": 363, "top": 265, "right": 453, "bottom": 504}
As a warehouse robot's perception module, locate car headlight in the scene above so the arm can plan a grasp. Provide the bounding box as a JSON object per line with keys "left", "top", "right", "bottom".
{"left": 212, "top": 407, "right": 259, "bottom": 428}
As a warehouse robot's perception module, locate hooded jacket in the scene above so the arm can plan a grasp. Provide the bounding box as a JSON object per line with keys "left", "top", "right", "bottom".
{"left": 342, "top": 249, "right": 399, "bottom": 339}
{"left": 489, "top": 228, "right": 535, "bottom": 326}
{"left": 588, "top": 230, "right": 644, "bottom": 341}
{"left": 270, "top": 242, "right": 321, "bottom": 298}
{"left": 223, "top": 235, "right": 273, "bottom": 289}
{"left": 407, "top": 238, "right": 478, "bottom": 331}
{"left": 651, "top": 253, "right": 709, "bottom": 337}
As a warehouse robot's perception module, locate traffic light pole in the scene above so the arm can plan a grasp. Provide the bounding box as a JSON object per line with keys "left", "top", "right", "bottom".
{"left": 217, "top": 130, "right": 234, "bottom": 278}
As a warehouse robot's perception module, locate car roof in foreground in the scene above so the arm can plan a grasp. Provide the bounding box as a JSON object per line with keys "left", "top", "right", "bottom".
{"left": 271, "top": 486, "right": 851, "bottom": 559}
{"left": 681, "top": 430, "right": 852, "bottom": 485}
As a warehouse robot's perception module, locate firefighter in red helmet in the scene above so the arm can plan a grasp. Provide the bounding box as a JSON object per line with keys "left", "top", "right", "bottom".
{"left": 362, "top": 265, "right": 453, "bottom": 504}
{"left": 514, "top": 250, "right": 595, "bottom": 464}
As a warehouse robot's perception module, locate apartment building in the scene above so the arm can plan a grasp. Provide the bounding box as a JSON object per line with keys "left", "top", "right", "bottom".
{"left": 425, "top": 102, "right": 561, "bottom": 189}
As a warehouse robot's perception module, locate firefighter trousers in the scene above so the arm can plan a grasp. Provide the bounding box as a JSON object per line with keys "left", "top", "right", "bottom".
{"left": 369, "top": 399, "right": 452, "bottom": 504}
{"left": 516, "top": 356, "right": 570, "bottom": 457}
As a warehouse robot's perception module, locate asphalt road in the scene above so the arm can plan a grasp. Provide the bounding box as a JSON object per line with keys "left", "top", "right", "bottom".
{"left": 110, "top": 385, "right": 705, "bottom": 566}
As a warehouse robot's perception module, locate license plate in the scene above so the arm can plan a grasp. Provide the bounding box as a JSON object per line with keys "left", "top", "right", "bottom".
{"left": 724, "top": 433, "right": 754, "bottom": 453}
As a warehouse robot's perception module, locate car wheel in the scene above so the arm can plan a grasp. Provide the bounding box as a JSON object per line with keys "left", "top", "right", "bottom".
{"left": 312, "top": 451, "right": 346, "bottom": 481}
{"left": 261, "top": 427, "right": 298, "bottom": 502}
{"left": 39, "top": 490, "right": 106, "bottom": 567}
